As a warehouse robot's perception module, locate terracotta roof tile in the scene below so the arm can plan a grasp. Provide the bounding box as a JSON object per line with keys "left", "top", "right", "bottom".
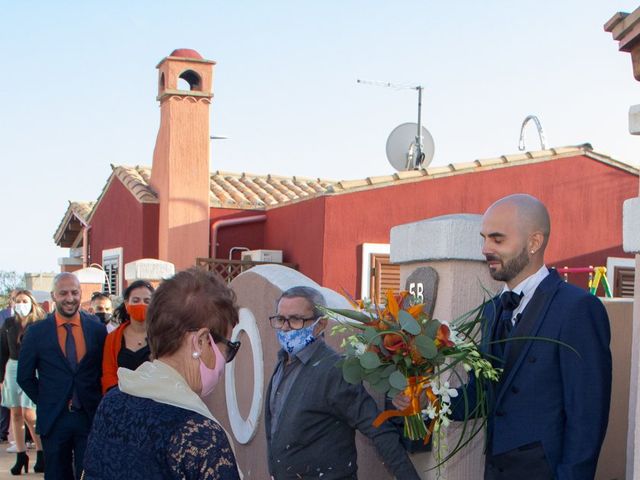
{"left": 53, "top": 201, "right": 96, "bottom": 247}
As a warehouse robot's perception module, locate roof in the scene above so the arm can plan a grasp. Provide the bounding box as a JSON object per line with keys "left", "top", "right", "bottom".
{"left": 53, "top": 201, "right": 95, "bottom": 248}
{"left": 109, "top": 144, "right": 639, "bottom": 209}
{"left": 55, "top": 144, "right": 639, "bottom": 245}
{"left": 105, "top": 165, "right": 338, "bottom": 209}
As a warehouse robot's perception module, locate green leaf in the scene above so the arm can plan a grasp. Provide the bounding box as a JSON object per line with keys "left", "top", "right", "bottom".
{"left": 424, "top": 319, "right": 440, "bottom": 339}
{"left": 324, "top": 307, "right": 372, "bottom": 323}
{"left": 387, "top": 387, "right": 401, "bottom": 399}
{"left": 359, "top": 351, "right": 382, "bottom": 369}
{"left": 398, "top": 310, "right": 421, "bottom": 335}
{"left": 380, "top": 364, "right": 396, "bottom": 378}
{"left": 389, "top": 370, "right": 408, "bottom": 390}
{"left": 415, "top": 335, "right": 438, "bottom": 359}
{"left": 370, "top": 377, "right": 391, "bottom": 393}
{"left": 364, "top": 370, "right": 382, "bottom": 384}
{"left": 363, "top": 326, "right": 381, "bottom": 346}
{"left": 342, "top": 358, "right": 364, "bottom": 384}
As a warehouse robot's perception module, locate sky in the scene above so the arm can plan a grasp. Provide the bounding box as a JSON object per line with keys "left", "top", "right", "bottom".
{"left": 1, "top": 0, "right": 639, "bottom": 274}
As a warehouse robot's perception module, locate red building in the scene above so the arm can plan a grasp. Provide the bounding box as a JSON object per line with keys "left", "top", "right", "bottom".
{"left": 54, "top": 144, "right": 638, "bottom": 299}
{"left": 53, "top": 49, "right": 638, "bottom": 299}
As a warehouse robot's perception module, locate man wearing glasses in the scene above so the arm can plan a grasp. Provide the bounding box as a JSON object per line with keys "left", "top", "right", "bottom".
{"left": 265, "top": 286, "right": 419, "bottom": 480}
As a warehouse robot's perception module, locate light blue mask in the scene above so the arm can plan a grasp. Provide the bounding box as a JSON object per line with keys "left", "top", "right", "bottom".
{"left": 276, "top": 319, "right": 320, "bottom": 356}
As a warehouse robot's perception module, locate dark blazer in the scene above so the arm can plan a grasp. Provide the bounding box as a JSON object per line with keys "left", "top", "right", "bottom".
{"left": 265, "top": 340, "right": 419, "bottom": 480}
{"left": 17, "top": 312, "right": 107, "bottom": 436}
{"left": 454, "top": 269, "right": 612, "bottom": 480}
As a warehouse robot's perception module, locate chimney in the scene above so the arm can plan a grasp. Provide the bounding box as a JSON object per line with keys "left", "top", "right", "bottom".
{"left": 149, "top": 49, "right": 215, "bottom": 270}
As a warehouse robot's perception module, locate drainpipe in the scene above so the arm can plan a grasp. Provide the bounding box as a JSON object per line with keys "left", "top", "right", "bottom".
{"left": 210, "top": 214, "right": 267, "bottom": 258}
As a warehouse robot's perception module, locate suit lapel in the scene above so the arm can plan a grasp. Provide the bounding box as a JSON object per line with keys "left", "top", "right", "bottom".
{"left": 46, "top": 316, "right": 73, "bottom": 372}
{"left": 78, "top": 314, "right": 92, "bottom": 367}
{"left": 495, "top": 270, "right": 562, "bottom": 405}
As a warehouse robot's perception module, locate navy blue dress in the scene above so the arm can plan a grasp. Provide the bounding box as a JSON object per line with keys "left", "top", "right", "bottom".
{"left": 83, "top": 388, "right": 240, "bottom": 479}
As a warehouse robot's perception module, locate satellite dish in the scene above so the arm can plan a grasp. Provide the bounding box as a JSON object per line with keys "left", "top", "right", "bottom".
{"left": 385, "top": 122, "right": 435, "bottom": 171}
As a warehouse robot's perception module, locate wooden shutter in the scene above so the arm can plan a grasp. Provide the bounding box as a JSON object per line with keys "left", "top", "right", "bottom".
{"left": 369, "top": 253, "right": 400, "bottom": 304}
{"left": 613, "top": 266, "right": 635, "bottom": 298}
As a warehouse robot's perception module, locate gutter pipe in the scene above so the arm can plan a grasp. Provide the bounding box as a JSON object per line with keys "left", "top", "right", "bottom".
{"left": 210, "top": 214, "right": 267, "bottom": 258}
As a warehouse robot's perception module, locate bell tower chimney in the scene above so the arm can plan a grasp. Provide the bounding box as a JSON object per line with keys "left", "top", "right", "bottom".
{"left": 150, "top": 48, "right": 215, "bottom": 270}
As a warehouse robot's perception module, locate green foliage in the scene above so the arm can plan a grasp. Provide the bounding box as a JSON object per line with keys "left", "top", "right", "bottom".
{"left": 415, "top": 334, "right": 438, "bottom": 359}
{"left": 0, "top": 271, "right": 25, "bottom": 309}
{"left": 398, "top": 310, "right": 421, "bottom": 335}
{"left": 359, "top": 351, "right": 382, "bottom": 369}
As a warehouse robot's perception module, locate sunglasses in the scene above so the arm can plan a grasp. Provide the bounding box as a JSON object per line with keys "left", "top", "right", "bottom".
{"left": 211, "top": 332, "right": 241, "bottom": 363}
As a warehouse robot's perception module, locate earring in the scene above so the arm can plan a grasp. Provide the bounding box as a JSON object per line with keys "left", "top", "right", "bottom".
{"left": 530, "top": 250, "right": 535, "bottom": 254}
{"left": 192, "top": 351, "right": 200, "bottom": 359}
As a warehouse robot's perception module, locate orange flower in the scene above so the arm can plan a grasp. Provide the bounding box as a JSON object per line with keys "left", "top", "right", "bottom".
{"left": 385, "top": 290, "right": 400, "bottom": 319}
{"left": 383, "top": 333, "right": 406, "bottom": 352}
{"left": 435, "top": 324, "right": 455, "bottom": 348}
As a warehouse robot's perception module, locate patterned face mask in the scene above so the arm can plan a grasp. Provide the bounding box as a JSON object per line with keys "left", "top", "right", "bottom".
{"left": 276, "top": 319, "right": 320, "bottom": 356}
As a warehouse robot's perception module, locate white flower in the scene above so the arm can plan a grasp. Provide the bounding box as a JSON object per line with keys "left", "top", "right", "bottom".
{"left": 423, "top": 403, "right": 438, "bottom": 420}
{"left": 431, "top": 381, "right": 459, "bottom": 404}
{"left": 353, "top": 342, "right": 367, "bottom": 356}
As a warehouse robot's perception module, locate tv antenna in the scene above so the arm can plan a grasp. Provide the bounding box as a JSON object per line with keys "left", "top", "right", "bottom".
{"left": 518, "top": 115, "right": 547, "bottom": 151}
{"left": 357, "top": 79, "right": 434, "bottom": 170}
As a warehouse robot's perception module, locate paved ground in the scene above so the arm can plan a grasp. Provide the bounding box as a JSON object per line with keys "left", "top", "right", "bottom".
{"left": 0, "top": 442, "right": 42, "bottom": 478}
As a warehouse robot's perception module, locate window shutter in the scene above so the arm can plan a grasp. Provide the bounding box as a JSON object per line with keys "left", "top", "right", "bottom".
{"left": 103, "top": 257, "right": 120, "bottom": 296}
{"left": 614, "top": 266, "right": 635, "bottom": 298}
{"left": 369, "top": 253, "right": 400, "bottom": 304}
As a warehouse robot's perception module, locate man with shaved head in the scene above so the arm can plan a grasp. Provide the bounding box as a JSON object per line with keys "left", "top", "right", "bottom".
{"left": 457, "top": 194, "right": 612, "bottom": 479}
{"left": 18, "top": 272, "right": 106, "bottom": 479}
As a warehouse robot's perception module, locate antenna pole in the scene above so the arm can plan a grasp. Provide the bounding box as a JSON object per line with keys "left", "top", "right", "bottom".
{"left": 358, "top": 79, "right": 428, "bottom": 170}
{"left": 416, "top": 86, "right": 423, "bottom": 168}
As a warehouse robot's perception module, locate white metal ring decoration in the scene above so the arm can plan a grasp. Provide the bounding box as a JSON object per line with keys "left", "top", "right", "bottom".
{"left": 225, "top": 308, "right": 264, "bottom": 444}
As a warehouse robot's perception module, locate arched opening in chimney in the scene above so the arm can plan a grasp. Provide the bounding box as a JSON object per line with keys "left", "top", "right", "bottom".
{"left": 159, "top": 72, "right": 165, "bottom": 92}
{"left": 177, "top": 70, "right": 202, "bottom": 91}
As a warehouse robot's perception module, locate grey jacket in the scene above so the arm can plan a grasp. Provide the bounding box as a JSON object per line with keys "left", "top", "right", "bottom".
{"left": 265, "top": 340, "right": 420, "bottom": 480}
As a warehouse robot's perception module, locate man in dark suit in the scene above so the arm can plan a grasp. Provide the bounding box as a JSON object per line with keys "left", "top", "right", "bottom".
{"left": 265, "top": 286, "right": 420, "bottom": 480}
{"left": 460, "top": 194, "right": 612, "bottom": 479}
{"left": 18, "top": 273, "right": 106, "bottom": 480}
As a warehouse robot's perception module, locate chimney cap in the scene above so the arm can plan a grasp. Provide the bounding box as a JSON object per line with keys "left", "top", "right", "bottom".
{"left": 169, "top": 48, "right": 203, "bottom": 59}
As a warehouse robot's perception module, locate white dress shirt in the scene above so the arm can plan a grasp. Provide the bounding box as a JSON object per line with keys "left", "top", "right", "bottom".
{"left": 501, "top": 265, "right": 549, "bottom": 325}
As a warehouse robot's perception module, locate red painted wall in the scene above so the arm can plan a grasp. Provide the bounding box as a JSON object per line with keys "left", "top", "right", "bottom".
{"left": 210, "top": 208, "right": 266, "bottom": 260}
{"left": 89, "top": 178, "right": 156, "bottom": 267}
{"left": 262, "top": 198, "right": 326, "bottom": 284}
{"left": 320, "top": 156, "right": 637, "bottom": 296}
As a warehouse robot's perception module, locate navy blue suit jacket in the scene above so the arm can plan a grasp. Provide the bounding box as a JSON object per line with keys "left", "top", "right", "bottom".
{"left": 17, "top": 311, "right": 106, "bottom": 436}
{"left": 454, "top": 269, "right": 612, "bottom": 479}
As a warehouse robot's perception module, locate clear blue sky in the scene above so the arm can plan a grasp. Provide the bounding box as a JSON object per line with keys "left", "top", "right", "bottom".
{"left": 1, "top": 1, "right": 638, "bottom": 274}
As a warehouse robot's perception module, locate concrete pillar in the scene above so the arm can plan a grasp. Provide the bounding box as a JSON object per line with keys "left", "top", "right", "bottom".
{"left": 390, "top": 214, "right": 500, "bottom": 478}
{"left": 124, "top": 258, "right": 175, "bottom": 289}
{"left": 72, "top": 267, "right": 106, "bottom": 311}
{"left": 623, "top": 197, "right": 640, "bottom": 479}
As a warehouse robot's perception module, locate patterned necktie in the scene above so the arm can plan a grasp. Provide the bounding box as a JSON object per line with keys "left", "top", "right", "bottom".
{"left": 63, "top": 323, "right": 81, "bottom": 409}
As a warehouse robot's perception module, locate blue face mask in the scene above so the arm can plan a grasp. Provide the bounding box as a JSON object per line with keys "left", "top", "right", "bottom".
{"left": 276, "top": 319, "right": 321, "bottom": 356}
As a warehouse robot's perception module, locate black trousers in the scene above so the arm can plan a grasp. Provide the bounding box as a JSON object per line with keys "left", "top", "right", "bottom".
{"left": 41, "top": 409, "right": 90, "bottom": 480}
{"left": 485, "top": 442, "right": 554, "bottom": 480}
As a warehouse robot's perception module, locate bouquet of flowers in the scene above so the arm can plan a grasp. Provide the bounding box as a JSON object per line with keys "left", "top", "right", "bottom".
{"left": 322, "top": 290, "right": 501, "bottom": 463}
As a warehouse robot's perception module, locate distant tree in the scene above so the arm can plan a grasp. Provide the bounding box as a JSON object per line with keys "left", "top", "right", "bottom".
{"left": 0, "top": 271, "right": 25, "bottom": 309}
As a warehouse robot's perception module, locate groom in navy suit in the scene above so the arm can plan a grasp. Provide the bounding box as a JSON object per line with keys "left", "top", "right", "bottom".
{"left": 459, "top": 194, "right": 612, "bottom": 480}
{"left": 18, "top": 273, "right": 106, "bottom": 480}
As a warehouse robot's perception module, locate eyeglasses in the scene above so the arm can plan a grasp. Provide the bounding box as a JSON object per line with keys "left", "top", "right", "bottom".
{"left": 188, "top": 329, "right": 241, "bottom": 363}
{"left": 211, "top": 332, "right": 241, "bottom": 363}
{"left": 268, "top": 315, "right": 317, "bottom": 330}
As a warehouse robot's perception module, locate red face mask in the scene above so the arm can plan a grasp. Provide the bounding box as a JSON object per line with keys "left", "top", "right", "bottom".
{"left": 126, "top": 304, "right": 147, "bottom": 323}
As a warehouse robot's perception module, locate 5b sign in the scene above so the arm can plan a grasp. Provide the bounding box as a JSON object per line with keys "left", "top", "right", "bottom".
{"left": 404, "top": 267, "right": 439, "bottom": 317}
